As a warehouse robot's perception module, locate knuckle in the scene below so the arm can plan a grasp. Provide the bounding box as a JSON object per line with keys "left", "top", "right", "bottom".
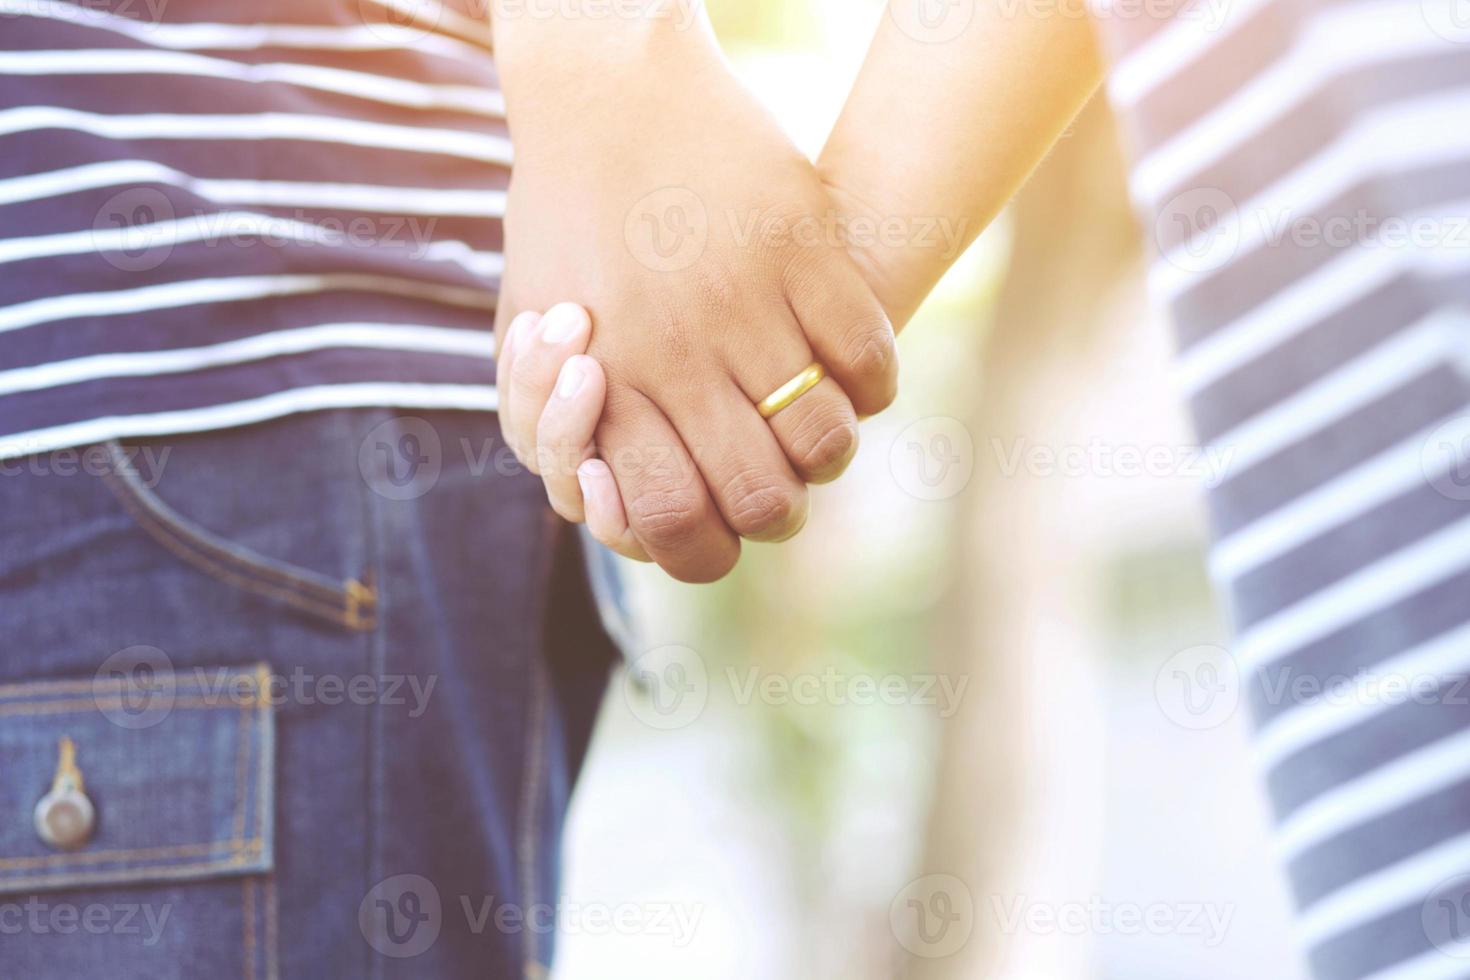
{"left": 721, "top": 470, "right": 805, "bottom": 540}
{"left": 626, "top": 489, "right": 705, "bottom": 552}
{"left": 690, "top": 263, "right": 743, "bottom": 319}
{"left": 790, "top": 410, "right": 859, "bottom": 482}
{"left": 634, "top": 300, "right": 703, "bottom": 379}
{"left": 842, "top": 319, "right": 898, "bottom": 389}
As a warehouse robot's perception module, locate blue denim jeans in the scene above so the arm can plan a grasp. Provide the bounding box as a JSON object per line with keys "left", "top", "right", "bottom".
{"left": 0, "top": 409, "right": 617, "bottom": 978}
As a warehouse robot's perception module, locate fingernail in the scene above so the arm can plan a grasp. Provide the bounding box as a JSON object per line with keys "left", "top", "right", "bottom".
{"left": 540, "top": 303, "right": 588, "bottom": 345}
{"left": 504, "top": 311, "right": 540, "bottom": 357}
{"left": 577, "top": 458, "right": 609, "bottom": 499}
{"left": 557, "top": 357, "right": 588, "bottom": 399}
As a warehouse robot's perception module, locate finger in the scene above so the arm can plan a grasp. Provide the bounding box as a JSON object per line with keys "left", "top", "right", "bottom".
{"left": 785, "top": 249, "right": 899, "bottom": 417}
{"left": 505, "top": 302, "right": 592, "bottom": 473}
{"left": 578, "top": 458, "right": 650, "bottom": 562}
{"left": 724, "top": 304, "right": 861, "bottom": 485}
{"left": 495, "top": 309, "right": 539, "bottom": 455}
{"left": 664, "top": 377, "right": 810, "bottom": 543}
{"left": 597, "top": 388, "right": 740, "bottom": 584}
{"left": 492, "top": 295, "right": 520, "bottom": 366}
{"left": 536, "top": 354, "right": 606, "bottom": 522}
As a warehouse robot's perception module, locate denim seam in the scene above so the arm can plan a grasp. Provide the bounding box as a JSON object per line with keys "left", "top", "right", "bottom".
{"left": 103, "top": 441, "right": 346, "bottom": 602}
{"left": 244, "top": 876, "right": 258, "bottom": 980}
{"left": 517, "top": 656, "right": 549, "bottom": 980}
{"left": 264, "top": 875, "right": 280, "bottom": 980}
{"left": 105, "top": 468, "right": 372, "bottom": 629}
{"left": 516, "top": 511, "right": 560, "bottom": 980}
{"left": 358, "top": 409, "right": 390, "bottom": 980}
{"left": 99, "top": 442, "right": 378, "bottom": 631}
{"left": 252, "top": 664, "right": 272, "bottom": 857}
{"left": 0, "top": 663, "right": 273, "bottom": 702}
{"left": 0, "top": 855, "right": 269, "bottom": 894}
{"left": 0, "top": 838, "right": 262, "bottom": 871}
{"left": 0, "top": 696, "right": 258, "bottom": 717}
{"left": 234, "top": 696, "right": 252, "bottom": 844}
{"left": 0, "top": 677, "right": 243, "bottom": 698}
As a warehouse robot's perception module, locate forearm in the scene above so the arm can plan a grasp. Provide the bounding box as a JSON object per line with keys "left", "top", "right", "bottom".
{"left": 818, "top": 1, "right": 1104, "bottom": 327}
{"left": 490, "top": 2, "right": 720, "bottom": 153}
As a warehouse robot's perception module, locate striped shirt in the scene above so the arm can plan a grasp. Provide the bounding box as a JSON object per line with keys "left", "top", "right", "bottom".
{"left": 1093, "top": 0, "right": 1470, "bottom": 975}
{"left": 0, "top": 0, "right": 507, "bottom": 459}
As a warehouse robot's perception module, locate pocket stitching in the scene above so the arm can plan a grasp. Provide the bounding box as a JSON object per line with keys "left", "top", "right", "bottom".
{"left": 0, "top": 855, "right": 268, "bottom": 894}
{"left": 99, "top": 442, "right": 377, "bottom": 631}
{"left": 103, "top": 441, "right": 345, "bottom": 602}
{"left": 0, "top": 666, "right": 272, "bottom": 890}
{"left": 0, "top": 696, "right": 257, "bottom": 717}
{"left": 0, "top": 838, "right": 262, "bottom": 871}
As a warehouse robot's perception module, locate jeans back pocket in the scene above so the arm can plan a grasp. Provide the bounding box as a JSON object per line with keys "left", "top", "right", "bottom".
{"left": 0, "top": 662, "right": 276, "bottom": 977}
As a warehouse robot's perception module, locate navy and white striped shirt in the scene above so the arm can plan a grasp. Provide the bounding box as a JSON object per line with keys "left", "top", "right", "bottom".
{"left": 1096, "top": 0, "right": 1470, "bottom": 975}
{"left": 0, "top": 0, "right": 506, "bottom": 459}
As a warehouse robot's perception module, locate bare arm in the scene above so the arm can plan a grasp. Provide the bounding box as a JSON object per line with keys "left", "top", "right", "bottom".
{"left": 818, "top": 0, "right": 1105, "bottom": 327}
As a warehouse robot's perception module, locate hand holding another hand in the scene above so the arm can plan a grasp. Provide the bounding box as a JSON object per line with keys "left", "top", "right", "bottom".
{"left": 493, "top": 16, "right": 898, "bottom": 582}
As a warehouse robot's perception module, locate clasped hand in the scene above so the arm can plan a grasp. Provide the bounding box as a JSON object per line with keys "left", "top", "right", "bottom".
{"left": 493, "top": 28, "right": 898, "bottom": 583}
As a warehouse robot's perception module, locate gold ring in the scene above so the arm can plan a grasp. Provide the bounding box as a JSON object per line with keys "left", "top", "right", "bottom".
{"left": 757, "top": 363, "right": 826, "bottom": 420}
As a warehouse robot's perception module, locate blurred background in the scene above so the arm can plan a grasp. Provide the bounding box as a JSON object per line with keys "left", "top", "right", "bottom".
{"left": 557, "top": 2, "right": 1306, "bottom": 976}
